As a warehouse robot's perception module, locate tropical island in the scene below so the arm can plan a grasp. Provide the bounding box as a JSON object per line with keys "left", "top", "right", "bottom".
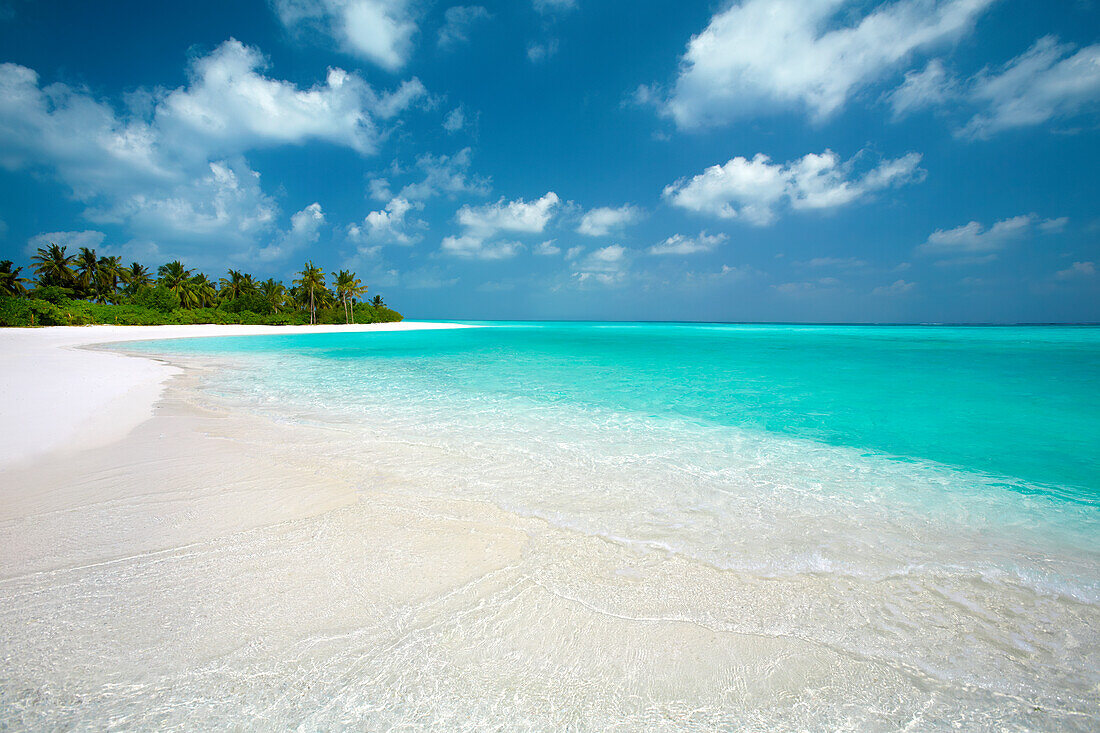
{"left": 0, "top": 244, "right": 401, "bottom": 327}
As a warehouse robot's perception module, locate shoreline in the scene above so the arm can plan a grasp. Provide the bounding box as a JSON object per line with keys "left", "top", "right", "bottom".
{"left": 0, "top": 322, "right": 475, "bottom": 469}
{"left": 1, "top": 324, "right": 1096, "bottom": 727}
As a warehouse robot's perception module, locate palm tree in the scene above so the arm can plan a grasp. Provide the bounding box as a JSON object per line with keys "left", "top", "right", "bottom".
{"left": 31, "top": 244, "right": 75, "bottom": 288}
{"left": 157, "top": 261, "right": 192, "bottom": 305}
{"left": 293, "top": 261, "right": 326, "bottom": 325}
{"left": 333, "top": 269, "right": 367, "bottom": 324}
{"left": 0, "top": 260, "right": 31, "bottom": 296}
{"left": 218, "top": 269, "right": 257, "bottom": 303}
{"left": 123, "top": 262, "right": 153, "bottom": 295}
{"left": 95, "top": 256, "right": 124, "bottom": 303}
{"left": 260, "top": 278, "right": 286, "bottom": 314}
{"left": 75, "top": 247, "right": 99, "bottom": 297}
{"left": 186, "top": 273, "right": 218, "bottom": 308}
{"left": 370, "top": 294, "right": 385, "bottom": 308}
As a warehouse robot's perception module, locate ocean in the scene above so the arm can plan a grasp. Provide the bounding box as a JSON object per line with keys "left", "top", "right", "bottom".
{"left": 38, "top": 323, "right": 1100, "bottom": 727}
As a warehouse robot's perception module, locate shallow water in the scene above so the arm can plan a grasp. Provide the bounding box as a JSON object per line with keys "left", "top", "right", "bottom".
{"left": 4, "top": 322, "right": 1099, "bottom": 729}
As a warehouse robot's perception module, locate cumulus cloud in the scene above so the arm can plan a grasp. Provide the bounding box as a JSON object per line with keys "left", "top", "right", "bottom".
{"left": 665, "top": 0, "right": 993, "bottom": 128}
{"left": 25, "top": 230, "right": 106, "bottom": 255}
{"left": 0, "top": 40, "right": 424, "bottom": 261}
{"left": 534, "top": 239, "right": 560, "bottom": 255}
{"left": 438, "top": 5, "right": 490, "bottom": 49}
{"left": 1039, "top": 216, "right": 1069, "bottom": 233}
{"left": 439, "top": 191, "right": 559, "bottom": 260}
{"left": 960, "top": 36, "right": 1100, "bottom": 138}
{"left": 155, "top": 40, "right": 423, "bottom": 157}
{"left": 253, "top": 202, "right": 325, "bottom": 262}
{"left": 663, "top": 149, "right": 923, "bottom": 226}
{"left": 347, "top": 196, "right": 422, "bottom": 256}
{"left": 917, "top": 214, "right": 1034, "bottom": 256}
{"left": 1055, "top": 261, "right": 1095, "bottom": 279}
{"left": 455, "top": 191, "right": 559, "bottom": 238}
{"left": 576, "top": 204, "right": 641, "bottom": 236}
{"left": 271, "top": 0, "right": 417, "bottom": 71}
{"left": 573, "top": 244, "right": 628, "bottom": 285}
{"left": 871, "top": 278, "right": 916, "bottom": 295}
{"left": 440, "top": 235, "right": 522, "bottom": 259}
{"left": 648, "top": 231, "right": 727, "bottom": 256}
{"left": 396, "top": 147, "right": 490, "bottom": 201}
{"left": 85, "top": 158, "right": 280, "bottom": 249}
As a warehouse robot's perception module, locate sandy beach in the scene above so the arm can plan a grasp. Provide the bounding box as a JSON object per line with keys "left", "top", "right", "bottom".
{"left": 0, "top": 323, "right": 473, "bottom": 470}
{"left": 1, "top": 324, "right": 1097, "bottom": 729}
{"left": 0, "top": 323, "right": 824, "bottom": 728}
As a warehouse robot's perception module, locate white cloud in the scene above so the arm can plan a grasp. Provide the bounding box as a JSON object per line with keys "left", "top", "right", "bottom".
{"left": 573, "top": 244, "right": 627, "bottom": 285}
{"left": 1055, "top": 261, "right": 1096, "bottom": 279}
{"left": 155, "top": 40, "right": 423, "bottom": 157}
{"left": 774, "top": 278, "right": 845, "bottom": 296}
{"left": 534, "top": 239, "right": 560, "bottom": 255}
{"left": 665, "top": 0, "right": 993, "bottom": 128}
{"left": 253, "top": 202, "right": 325, "bottom": 262}
{"left": 398, "top": 147, "right": 490, "bottom": 201}
{"left": 455, "top": 191, "right": 559, "bottom": 238}
{"left": 1039, "top": 216, "right": 1069, "bottom": 233}
{"left": 272, "top": 0, "right": 417, "bottom": 71}
{"left": 871, "top": 278, "right": 916, "bottom": 295}
{"left": 86, "top": 158, "right": 279, "bottom": 249}
{"left": 664, "top": 149, "right": 923, "bottom": 226}
{"left": 441, "top": 191, "right": 558, "bottom": 260}
{"left": 648, "top": 231, "right": 727, "bottom": 256}
{"left": 576, "top": 204, "right": 642, "bottom": 236}
{"left": 440, "top": 235, "right": 521, "bottom": 259}
{"left": 442, "top": 107, "right": 465, "bottom": 132}
{"left": 565, "top": 245, "right": 584, "bottom": 260}
{"left": 347, "top": 196, "right": 422, "bottom": 255}
{"left": 0, "top": 40, "right": 423, "bottom": 261}
{"left": 889, "top": 59, "right": 958, "bottom": 119}
{"left": 527, "top": 40, "right": 559, "bottom": 63}
{"left": 438, "top": 5, "right": 490, "bottom": 49}
{"left": 25, "top": 230, "right": 106, "bottom": 255}
{"left": 961, "top": 36, "right": 1100, "bottom": 138}
{"left": 533, "top": 0, "right": 575, "bottom": 12}
{"left": 796, "top": 256, "right": 867, "bottom": 268}
{"left": 367, "top": 177, "right": 393, "bottom": 200}
{"left": 917, "top": 214, "right": 1034, "bottom": 256}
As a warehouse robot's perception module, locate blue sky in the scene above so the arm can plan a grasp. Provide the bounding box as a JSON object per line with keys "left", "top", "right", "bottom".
{"left": 0, "top": 0, "right": 1097, "bottom": 322}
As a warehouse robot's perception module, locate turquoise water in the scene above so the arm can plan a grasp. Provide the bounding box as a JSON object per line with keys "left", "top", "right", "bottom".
{"left": 131, "top": 322, "right": 1100, "bottom": 498}
{"left": 112, "top": 322, "right": 1100, "bottom": 725}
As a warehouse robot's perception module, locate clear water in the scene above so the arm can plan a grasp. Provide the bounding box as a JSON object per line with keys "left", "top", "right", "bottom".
{"left": 13, "top": 322, "right": 1099, "bottom": 728}
{"left": 133, "top": 321, "right": 1100, "bottom": 495}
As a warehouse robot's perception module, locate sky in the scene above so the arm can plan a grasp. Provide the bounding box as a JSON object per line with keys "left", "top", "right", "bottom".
{"left": 0, "top": 0, "right": 1097, "bottom": 323}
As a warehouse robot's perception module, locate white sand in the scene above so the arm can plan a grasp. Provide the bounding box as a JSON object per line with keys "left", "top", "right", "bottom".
{"left": 0, "top": 322, "right": 472, "bottom": 469}
{"left": 1, "top": 323, "right": 1093, "bottom": 728}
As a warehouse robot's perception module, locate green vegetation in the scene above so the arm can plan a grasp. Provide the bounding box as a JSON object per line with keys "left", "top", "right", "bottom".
{"left": 0, "top": 246, "right": 402, "bottom": 327}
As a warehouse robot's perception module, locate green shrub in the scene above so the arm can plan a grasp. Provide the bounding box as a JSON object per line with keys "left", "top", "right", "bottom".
{"left": 221, "top": 292, "right": 271, "bottom": 314}
{"left": 130, "top": 285, "right": 181, "bottom": 313}
{"left": 0, "top": 296, "right": 33, "bottom": 326}
{"left": 29, "top": 286, "right": 76, "bottom": 304}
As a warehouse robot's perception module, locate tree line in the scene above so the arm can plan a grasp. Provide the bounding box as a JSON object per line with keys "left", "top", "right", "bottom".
{"left": 0, "top": 244, "right": 401, "bottom": 327}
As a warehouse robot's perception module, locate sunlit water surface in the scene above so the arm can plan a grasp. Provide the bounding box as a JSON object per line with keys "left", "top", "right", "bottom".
{"left": 6, "top": 322, "right": 1099, "bottom": 729}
